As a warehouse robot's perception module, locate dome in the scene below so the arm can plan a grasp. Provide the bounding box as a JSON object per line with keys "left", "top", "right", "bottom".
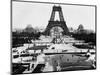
{"left": 24, "top": 24, "right": 36, "bottom": 33}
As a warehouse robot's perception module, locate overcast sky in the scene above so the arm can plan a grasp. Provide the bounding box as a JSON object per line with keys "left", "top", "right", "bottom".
{"left": 12, "top": 1, "right": 95, "bottom": 31}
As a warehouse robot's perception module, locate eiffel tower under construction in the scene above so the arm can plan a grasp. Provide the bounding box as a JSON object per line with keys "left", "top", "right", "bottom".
{"left": 44, "top": 5, "right": 69, "bottom": 35}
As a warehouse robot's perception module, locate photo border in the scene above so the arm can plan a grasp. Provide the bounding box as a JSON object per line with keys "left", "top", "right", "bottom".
{"left": 10, "top": 0, "right": 97, "bottom": 75}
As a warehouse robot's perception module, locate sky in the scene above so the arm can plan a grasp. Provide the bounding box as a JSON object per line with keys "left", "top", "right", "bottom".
{"left": 12, "top": 1, "right": 96, "bottom": 31}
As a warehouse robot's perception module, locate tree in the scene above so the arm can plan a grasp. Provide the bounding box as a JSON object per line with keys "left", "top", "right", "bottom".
{"left": 77, "top": 24, "right": 84, "bottom": 31}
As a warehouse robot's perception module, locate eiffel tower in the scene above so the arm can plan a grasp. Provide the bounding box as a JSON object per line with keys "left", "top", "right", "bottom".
{"left": 44, "top": 5, "right": 69, "bottom": 35}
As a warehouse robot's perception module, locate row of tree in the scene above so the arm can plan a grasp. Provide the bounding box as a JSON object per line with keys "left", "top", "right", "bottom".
{"left": 71, "top": 32, "right": 96, "bottom": 45}
{"left": 12, "top": 32, "right": 41, "bottom": 48}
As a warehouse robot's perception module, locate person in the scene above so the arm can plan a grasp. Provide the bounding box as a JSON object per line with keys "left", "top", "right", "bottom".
{"left": 56, "top": 61, "right": 61, "bottom": 71}
{"left": 86, "top": 49, "right": 91, "bottom": 58}
{"left": 85, "top": 49, "right": 96, "bottom": 68}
